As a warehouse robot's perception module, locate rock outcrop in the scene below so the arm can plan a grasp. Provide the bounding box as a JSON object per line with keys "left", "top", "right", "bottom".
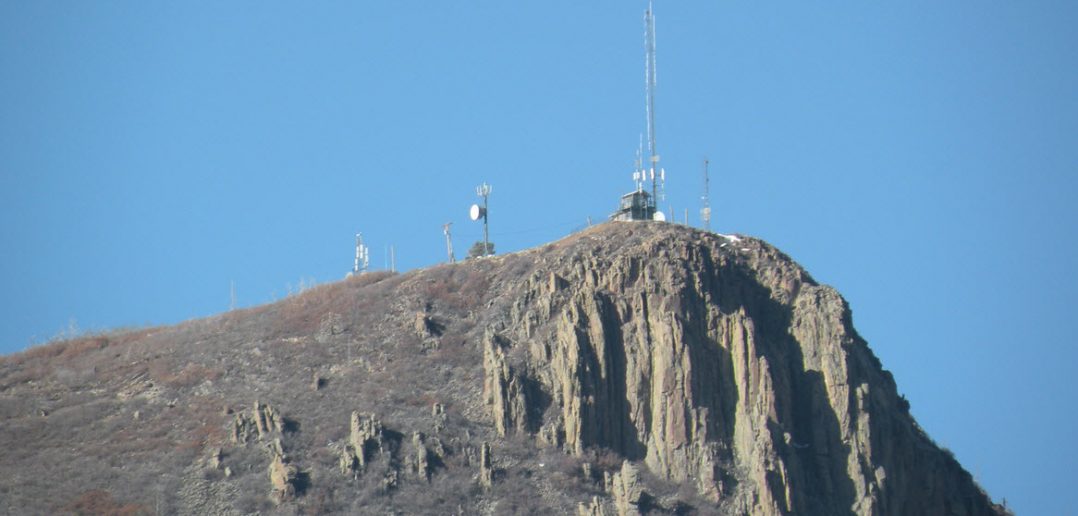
{"left": 479, "top": 442, "right": 494, "bottom": 488}
{"left": 268, "top": 451, "right": 299, "bottom": 504}
{"left": 480, "top": 223, "right": 999, "bottom": 515}
{"left": 340, "top": 411, "right": 389, "bottom": 477}
{"left": 230, "top": 400, "right": 284, "bottom": 444}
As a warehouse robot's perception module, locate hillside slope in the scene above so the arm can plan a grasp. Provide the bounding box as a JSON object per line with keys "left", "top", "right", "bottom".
{"left": 0, "top": 222, "right": 1004, "bottom": 515}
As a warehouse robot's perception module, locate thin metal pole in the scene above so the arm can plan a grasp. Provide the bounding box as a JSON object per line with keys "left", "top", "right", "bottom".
{"left": 444, "top": 223, "right": 455, "bottom": 264}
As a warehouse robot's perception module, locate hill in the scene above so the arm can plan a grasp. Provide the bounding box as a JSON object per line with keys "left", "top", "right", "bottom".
{"left": 0, "top": 222, "right": 1006, "bottom": 514}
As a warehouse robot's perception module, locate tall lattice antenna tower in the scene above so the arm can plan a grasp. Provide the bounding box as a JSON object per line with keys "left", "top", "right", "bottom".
{"left": 701, "top": 158, "right": 711, "bottom": 231}
{"left": 644, "top": 1, "right": 664, "bottom": 206}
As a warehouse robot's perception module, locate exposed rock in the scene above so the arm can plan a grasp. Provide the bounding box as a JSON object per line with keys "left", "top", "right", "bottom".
{"left": 482, "top": 331, "right": 531, "bottom": 436}
{"left": 229, "top": 412, "right": 257, "bottom": 444}
{"left": 411, "top": 432, "right": 432, "bottom": 482}
{"left": 229, "top": 401, "right": 284, "bottom": 445}
{"left": 341, "top": 411, "right": 389, "bottom": 477}
{"left": 578, "top": 496, "right": 610, "bottom": 516}
{"left": 315, "top": 311, "right": 345, "bottom": 344}
{"left": 0, "top": 222, "right": 1006, "bottom": 515}
{"left": 607, "top": 461, "right": 646, "bottom": 516}
{"left": 268, "top": 452, "right": 299, "bottom": 505}
{"left": 382, "top": 469, "right": 399, "bottom": 492}
{"left": 479, "top": 442, "right": 493, "bottom": 488}
{"left": 208, "top": 447, "right": 222, "bottom": 470}
{"left": 431, "top": 402, "right": 447, "bottom": 433}
{"left": 253, "top": 400, "right": 283, "bottom": 438}
{"left": 478, "top": 224, "right": 1000, "bottom": 515}
{"left": 414, "top": 312, "right": 444, "bottom": 346}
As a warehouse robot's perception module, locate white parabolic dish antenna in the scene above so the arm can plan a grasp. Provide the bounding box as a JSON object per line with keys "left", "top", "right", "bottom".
{"left": 653, "top": 211, "right": 666, "bottom": 222}
{"left": 470, "top": 204, "right": 484, "bottom": 221}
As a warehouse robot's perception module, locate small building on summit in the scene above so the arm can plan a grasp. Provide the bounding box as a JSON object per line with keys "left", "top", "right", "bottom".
{"left": 611, "top": 189, "right": 656, "bottom": 221}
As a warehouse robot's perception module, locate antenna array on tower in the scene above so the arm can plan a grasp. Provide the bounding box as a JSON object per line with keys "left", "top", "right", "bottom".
{"left": 471, "top": 183, "right": 493, "bottom": 257}
{"left": 353, "top": 233, "right": 370, "bottom": 275}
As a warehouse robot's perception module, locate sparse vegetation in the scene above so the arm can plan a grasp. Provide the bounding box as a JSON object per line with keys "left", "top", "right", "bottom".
{"left": 0, "top": 223, "right": 1006, "bottom": 515}
{"left": 467, "top": 241, "right": 494, "bottom": 259}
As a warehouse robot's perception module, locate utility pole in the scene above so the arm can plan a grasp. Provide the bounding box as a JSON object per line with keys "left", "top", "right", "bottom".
{"left": 443, "top": 223, "right": 456, "bottom": 264}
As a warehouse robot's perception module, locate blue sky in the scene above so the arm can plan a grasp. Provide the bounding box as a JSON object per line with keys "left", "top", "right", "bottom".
{"left": 2, "top": 1, "right": 1076, "bottom": 512}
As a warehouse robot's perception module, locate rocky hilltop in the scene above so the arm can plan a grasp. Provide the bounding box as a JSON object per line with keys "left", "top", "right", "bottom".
{"left": 0, "top": 222, "right": 1004, "bottom": 514}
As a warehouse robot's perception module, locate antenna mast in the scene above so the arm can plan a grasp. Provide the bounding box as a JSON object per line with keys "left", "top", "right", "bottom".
{"left": 701, "top": 159, "right": 711, "bottom": 231}
{"left": 644, "top": 0, "right": 663, "bottom": 207}
{"left": 353, "top": 233, "right": 369, "bottom": 275}
{"left": 443, "top": 223, "right": 456, "bottom": 264}
{"left": 477, "top": 183, "right": 492, "bottom": 257}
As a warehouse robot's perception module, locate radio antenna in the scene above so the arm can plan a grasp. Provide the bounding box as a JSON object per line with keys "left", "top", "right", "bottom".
{"left": 701, "top": 158, "right": 711, "bottom": 231}
{"left": 471, "top": 183, "right": 492, "bottom": 257}
{"left": 644, "top": 0, "right": 663, "bottom": 206}
{"left": 353, "top": 233, "right": 369, "bottom": 275}
{"left": 443, "top": 223, "right": 456, "bottom": 264}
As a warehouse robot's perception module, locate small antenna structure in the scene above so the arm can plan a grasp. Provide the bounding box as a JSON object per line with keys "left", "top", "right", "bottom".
{"left": 353, "top": 233, "right": 369, "bottom": 275}
{"left": 701, "top": 158, "right": 711, "bottom": 231}
{"left": 632, "top": 136, "right": 645, "bottom": 192}
{"left": 443, "top": 223, "right": 456, "bottom": 264}
{"left": 644, "top": 0, "right": 664, "bottom": 206}
{"left": 470, "top": 183, "right": 492, "bottom": 257}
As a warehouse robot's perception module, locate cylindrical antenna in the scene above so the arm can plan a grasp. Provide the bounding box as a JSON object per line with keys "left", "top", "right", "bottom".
{"left": 443, "top": 223, "right": 456, "bottom": 264}
{"left": 354, "top": 233, "right": 369, "bottom": 274}
{"left": 701, "top": 158, "right": 711, "bottom": 231}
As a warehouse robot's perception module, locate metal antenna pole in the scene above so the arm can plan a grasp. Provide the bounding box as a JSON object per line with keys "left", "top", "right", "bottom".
{"left": 390, "top": 245, "right": 396, "bottom": 273}
{"left": 477, "top": 183, "right": 492, "bottom": 256}
{"left": 701, "top": 158, "right": 711, "bottom": 231}
{"left": 354, "top": 233, "right": 369, "bottom": 274}
{"left": 443, "top": 223, "right": 456, "bottom": 264}
{"left": 644, "top": 0, "right": 660, "bottom": 208}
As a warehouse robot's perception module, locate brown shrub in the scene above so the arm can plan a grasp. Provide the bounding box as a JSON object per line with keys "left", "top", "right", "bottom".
{"left": 58, "top": 490, "right": 148, "bottom": 516}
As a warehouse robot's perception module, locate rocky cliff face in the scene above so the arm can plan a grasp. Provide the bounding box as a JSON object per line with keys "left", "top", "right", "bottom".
{"left": 480, "top": 223, "right": 997, "bottom": 515}
{"left": 0, "top": 222, "right": 1003, "bottom": 515}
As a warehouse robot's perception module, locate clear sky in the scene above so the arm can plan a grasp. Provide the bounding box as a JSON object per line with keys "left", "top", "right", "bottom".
{"left": 2, "top": 1, "right": 1076, "bottom": 512}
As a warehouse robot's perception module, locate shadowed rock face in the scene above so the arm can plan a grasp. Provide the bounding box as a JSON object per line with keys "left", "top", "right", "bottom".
{"left": 0, "top": 222, "right": 1003, "bottom": 515}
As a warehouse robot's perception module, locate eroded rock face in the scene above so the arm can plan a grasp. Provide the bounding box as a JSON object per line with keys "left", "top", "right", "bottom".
{"left": 481, "top": 223, "right": 996, "bottom": 515}
{"left": 268, "top": 452, "right": 299, "bottom": 504}
{"left": 340, "top": 411, "right": 388, "bottom": 477}
{"left": 230, "top": 400, "right": 283, "bottom": 444}
{"left": 479, "top": 442, "right": 493, "bottom": 488}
